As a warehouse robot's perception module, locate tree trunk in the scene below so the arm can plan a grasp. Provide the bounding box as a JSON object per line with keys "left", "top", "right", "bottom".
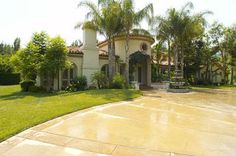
{"left": 108, "top": 37, "right": 114, "bottom": 82}
{"left": 222, "top": 51, "right": 227, "bottom": 84}
{"left": 57, "top": 69, "right": 60, "bottom": 91}
{"left": 174, "top": 45, "right": 178, "bottom": 72}
{"left": 205, "top": 64, "right": 209, "bottom": 82}
{"left": 231, "top": 66, "right": 234, "bottom": 85}
{"left": 124, "top": 33, "right": 130, "bottom": 86}
{"left": 167, "top": 40, "right": 171, "bottom": 81}
{"left": 180, "top": 43, "right": 184, "bottom": 78}
{"left": 112, "top": 37, "right": 116, "bottom": 74}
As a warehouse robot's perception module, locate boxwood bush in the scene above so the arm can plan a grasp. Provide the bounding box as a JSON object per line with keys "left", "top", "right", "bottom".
{"left": 20, "top": 80, "right": 35, "bottom": 92}
{"left": 111, "top": 73, "right": 125, "bottom": 89}
{"left": 0, "top": 73, "right": 20, "bottom": 85}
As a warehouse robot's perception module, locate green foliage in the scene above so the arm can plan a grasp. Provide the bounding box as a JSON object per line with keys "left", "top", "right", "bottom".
{"left": 0, "top": 73, "right": 20, "bottom": 85}
{"left": 92, "top": 71, "right": 108, "bottom": 89}
{"left": 65, "top": 84, "right": 77, "bottom": 92}
{"left": 0, "top": 55, "right": 14, "bottom": 73}
{"left": 13, "top": 38, "right": 21, "bottom": 52}
{"left": 11, "top": 43, "right": 40, "bottom": 80}
{"left": 28, "top": 86, "right": 46, "bottom": 93}
{"left": 82, "top": 21, "right": 98, "bottom": 30}
{"left": 32, "top": 32, "right": 49, "bottom": 54}
{"left": 40, "top": 36, "right": 69, "bottom": 78}
{"left": 20, "top": 80, "right": 35, "bottom": 92}
{"left": 111, "top": 73, "right": 125, "bottom": 89}
{"left": 11, "top": 32, "right": 70, "bottom": 90}
{"left": 11, "top": 32, "right": 49, "bottom": 80}
{"left": 71, "top": 76, "right": 88, "bottom": 91}
{"left": 0, "top": 43, "right": 14, "bottom": 55}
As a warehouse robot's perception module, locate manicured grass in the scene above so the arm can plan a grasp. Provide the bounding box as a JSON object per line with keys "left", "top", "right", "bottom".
{"left": 191, "top": 85, "right": 236, "bottom": 90}
{"left": 0, "top": 85, "right": 141, "bottom": 142}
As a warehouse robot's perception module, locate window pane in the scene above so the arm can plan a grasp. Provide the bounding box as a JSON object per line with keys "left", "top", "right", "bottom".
{"left": 63, "top": 70, "right": 68, "bottom": 79}
{"left": 70, "top": 69, "right": 73, "bottom": 80}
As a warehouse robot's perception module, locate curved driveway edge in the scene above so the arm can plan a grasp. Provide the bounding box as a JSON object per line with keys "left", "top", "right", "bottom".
{"left": 1, "top": 89, "right": 236, "bottom": 156}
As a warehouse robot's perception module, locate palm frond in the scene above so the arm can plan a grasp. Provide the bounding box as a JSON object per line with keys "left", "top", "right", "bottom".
{"left": 74, "top": 22, "right": 83, "bottom": 29}
{"left": 78, "top": 1, "right": 101, "bottom": 19}
{"left": 134, "top": 3, "right": 153, "bottom": 25}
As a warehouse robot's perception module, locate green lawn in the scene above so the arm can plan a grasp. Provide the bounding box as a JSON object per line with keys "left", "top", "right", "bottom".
{"left": 0, "top": 85, "right": 141, "bottom": 142}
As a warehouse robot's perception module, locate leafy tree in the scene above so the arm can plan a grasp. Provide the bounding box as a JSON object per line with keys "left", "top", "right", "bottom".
{"left": 32, "top": 31, "right": 49, "bottom": 54}
{"left": 152, "top": 42, "right": 167, "bottom": 77}
{"left": 13, "top": 38, "right": 21, "bottom": 52}
{"left": 40, "top": 36, "right": 70, "bottom": 89}
{"left": 0, "top": 43, "right": 14, "bottom": 55}
{"left": 11, "top": 43, "right": 39, "bottom": 80}
{"left": 0, "top": 55, "right": 14, "bottom": 73}
{"left": 222, "top": 25, "right": 236, "bottom": 84}
{"left": 209, "top": 22, "right": 230, "bottom": 84}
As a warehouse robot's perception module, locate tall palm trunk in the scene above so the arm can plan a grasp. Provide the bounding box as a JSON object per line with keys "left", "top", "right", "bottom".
{"left": 167, "top": 40, "right": 171, "bottom": 81}
{"left": 112, "top": 37, "right": 116, "bottom": 73}
{"left": 108, "top": 37, "right": 114, "bottom": 82}
{"left": 180, "top": 41, "right": 184, "bottom": 78}
{"left": 124, "top": 33, "right": 130, "bottom": 86}
{"left": 174, "top": 45, "right": 178, "bottom": 72}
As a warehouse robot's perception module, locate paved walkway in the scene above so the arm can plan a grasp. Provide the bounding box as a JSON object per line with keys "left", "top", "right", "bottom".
{"left": 1, "top": 89, "right": 236, "bottom": 156}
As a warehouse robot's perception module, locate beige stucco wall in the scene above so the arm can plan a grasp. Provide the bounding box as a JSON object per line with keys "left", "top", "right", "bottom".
{"left": 81, "top": 29, "right": 99, "bottom": 85}
{"left": 45, "top": 34, "right": 154, "bottom": 90}
{"left": 99, "top": 58, "right": 109, "bottom": 69}
{"left": 68, "top": 55, "right": 83, "bottom": 77}
{"left": 99, "top": 38, "right": 152, "bottom": 62}
{"left": 99, "top": 37, "right": 153, "bottom": 86}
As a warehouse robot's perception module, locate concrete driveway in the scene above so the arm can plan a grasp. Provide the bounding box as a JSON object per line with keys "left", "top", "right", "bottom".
{"left": 1, "top": 89, "right": 236, "bottom": 156}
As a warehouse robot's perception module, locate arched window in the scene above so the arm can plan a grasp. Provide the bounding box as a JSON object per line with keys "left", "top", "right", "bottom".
{"left": 101, "top": 64, "right": 109, "bottom": 77}
{"left": 62, "top": 64, "right": 77, "bottom": 88}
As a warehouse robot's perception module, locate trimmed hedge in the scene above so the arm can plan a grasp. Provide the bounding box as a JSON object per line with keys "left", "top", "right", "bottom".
{"left": 20, "top": 80, "right": 35, "bottom": 92}
{"left": 0, "top": 73, "right": 20, "bottom": 85}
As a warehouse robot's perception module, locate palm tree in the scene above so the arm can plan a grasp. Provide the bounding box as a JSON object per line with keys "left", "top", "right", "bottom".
{"left": 152, "top": 15, "right": 174, "bottom": 80}
{"left": 121, "top": 0, "right": 153, "bottom": 86}
{"left": 78, "top": 0, "right": 123, "bottom": 82}
{"left": 152, "top": 2, "right": 211, "bottom": 80}
{"left": 223, "top": 25, "right": 236, "bottom": 84}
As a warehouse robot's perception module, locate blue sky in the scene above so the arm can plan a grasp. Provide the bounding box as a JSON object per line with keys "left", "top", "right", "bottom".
{"left": 0, "top": 0, "right": 235, "bottom": 46}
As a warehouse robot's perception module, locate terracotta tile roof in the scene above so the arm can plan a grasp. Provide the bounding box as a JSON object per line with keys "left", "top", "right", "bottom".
{"left": 68, "top": 46, "right": 83, "bottom": 54}
{"left": 99, "top": 49, "right": 108, "bottom": 56}
{"left": 68, "top": 46, "right": 110, "bottom": 57}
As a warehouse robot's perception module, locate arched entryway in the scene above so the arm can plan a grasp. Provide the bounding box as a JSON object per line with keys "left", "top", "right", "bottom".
{"left": 129, "top": 51, "right": 151, "bottom": 86}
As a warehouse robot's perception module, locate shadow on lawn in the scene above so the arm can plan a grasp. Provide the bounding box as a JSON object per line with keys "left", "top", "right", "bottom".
{"left": 0, "top": 91, "right": 67, "bottom": 101}
{"left": 0, "top": 89, "right": 139, "bottom": 101}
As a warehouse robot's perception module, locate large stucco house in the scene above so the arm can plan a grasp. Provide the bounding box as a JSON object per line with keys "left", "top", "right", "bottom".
{"left": 36, "top": 28, "right": 155, "bottom": 90}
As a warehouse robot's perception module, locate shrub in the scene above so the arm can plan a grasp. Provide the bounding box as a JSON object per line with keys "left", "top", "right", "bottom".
{"left": 28, "top": 86, "right": 46, "bottom": 92}
{"left": 20, "top": 80, "right": 35, "bottom": 92}
{"left": 65, "top": 84, "right": 77, "bottom": 92}
{"left": 71, "top": 76, "right": 87, "bottom": 91}
{"left": 0, "top": 73, "right": 20, "bottom": 85}
{"left": 88, "top": 85, "right": 97, "bottom": 90}
{"left": 111, "top": 73, "right": 125, "bottom": 89}
{"left": 92, "top": 72, "right": 108, "bottom": 89}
